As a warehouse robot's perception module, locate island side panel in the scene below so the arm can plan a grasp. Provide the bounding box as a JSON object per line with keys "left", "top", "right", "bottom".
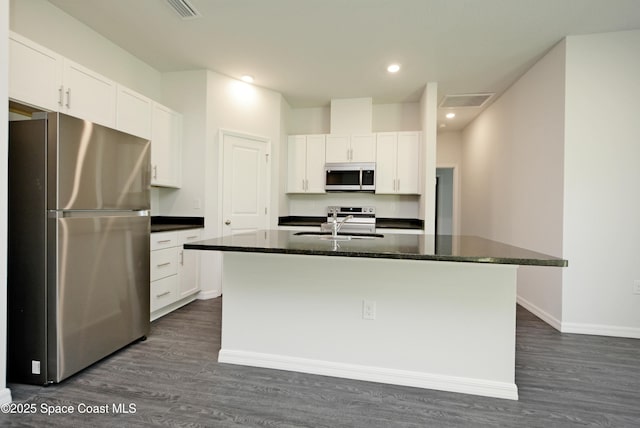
{"left": 219, "top": 252, "right": 518, "bottom": 400}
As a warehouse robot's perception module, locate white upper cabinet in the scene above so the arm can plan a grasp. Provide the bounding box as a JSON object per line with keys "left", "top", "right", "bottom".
{"left": 287, "top": 135, "right": 326, "bottom": 193}
{"left": 151, "top": 103, "right": 182, "bottom": 188}
{"left": 325, "top": 134, "right": 375, "bottom": 163}
{"left": 375, "top": 133, "right": 397, "bottom": 194}
{"left": 116, "top": 86, "right": 152, "bottom": 139}
{"left": 9, "top": 32, "right": 117, "bottom": 128}
{"left": 9, "top": 32, "right": 63, "bottom": 112}
{"left": 350, "top": 134, "right": 376, "bottom": 162}
{"left": 375, "top": 132, "right": 420, "bottom": 195}
{"left": 62, "top": 60, "right": 117, "bottom": 128}
{"left": 325, "top": 135, "right": 350, "bottom": 163}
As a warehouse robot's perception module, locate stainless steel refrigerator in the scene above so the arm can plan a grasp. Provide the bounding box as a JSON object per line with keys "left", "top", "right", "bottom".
{"left": 8, "top": 112, "right": 151, "bottom": 385}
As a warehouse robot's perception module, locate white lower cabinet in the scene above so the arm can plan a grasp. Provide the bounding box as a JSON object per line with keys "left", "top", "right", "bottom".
{"left": 150, "top": 274, "right": 179, "bottom": 313}
{"left": 178, "top": 230, "right": 202, "bottom": 298}
{"left": 150, "top": 229, "right": 202, "bottom": 321}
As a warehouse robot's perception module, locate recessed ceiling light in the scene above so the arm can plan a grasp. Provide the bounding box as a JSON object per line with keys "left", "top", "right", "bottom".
{"left": 241, "top": 75, "right": 254, "bottom": 83}
{"left": 387, "top": 64, "right": 400, "bottom": 73}
{"left": 445, "top": 112, "right": 456, "bottom": 119}
{"left": 439, "top": 123, "right": 447, "bottom": 128}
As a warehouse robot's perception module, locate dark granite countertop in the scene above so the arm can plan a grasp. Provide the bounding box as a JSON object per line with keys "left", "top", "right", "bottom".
{"left": 278, "top": 216, "right": 423, "bottom": 230}
{"left": 184, "top": 230, "right": 567, "bottom": 267}
{"left": 151, "top": 216, "right": 204, "bottom": 233}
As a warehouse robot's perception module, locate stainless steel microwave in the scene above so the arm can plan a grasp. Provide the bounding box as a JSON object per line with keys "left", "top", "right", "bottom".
{"left": 325, "top": 162, "right": 376, "bottom": 192}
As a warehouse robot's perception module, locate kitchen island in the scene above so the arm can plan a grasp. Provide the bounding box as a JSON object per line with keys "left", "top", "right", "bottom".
{"left": 185, "top": 231, "right": 566, "bottom": 400}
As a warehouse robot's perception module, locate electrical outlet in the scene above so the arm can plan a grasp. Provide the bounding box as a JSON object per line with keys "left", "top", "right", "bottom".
{"left": 32, "top": 360, "right": 40, "bottom": 375}
{"left": 633, "top": 280, "right": 640, "bottom": 295}
{"left": 363, "top": 300, "right": 376, "bottom": 320}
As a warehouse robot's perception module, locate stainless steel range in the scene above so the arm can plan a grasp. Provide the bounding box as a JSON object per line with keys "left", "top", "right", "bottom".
{"left": 322, "top": 206, "right": 376, "bottom": 233}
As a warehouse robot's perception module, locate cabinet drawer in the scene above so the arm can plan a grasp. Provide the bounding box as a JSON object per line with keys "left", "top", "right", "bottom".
{"left": 150, "top": 275, "right": 179, "bottom": 313}
{"left": 150, "top": 247, "right": 178, "bottom": 281}
{"left": 178, "top": 229, "right": 203, "bottom": 245}
{"left": 151, "top": 231, "right": 178, "bottom": 250}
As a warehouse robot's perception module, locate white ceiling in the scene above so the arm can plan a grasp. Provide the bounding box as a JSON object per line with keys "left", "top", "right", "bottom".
{"left": 48, "top": 0, "right": 640, "bottom": 131}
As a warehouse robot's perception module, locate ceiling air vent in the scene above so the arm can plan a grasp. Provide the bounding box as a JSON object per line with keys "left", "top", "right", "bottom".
{"left": 439, "top": 93, "right": 494, "bottom": 108}
{"left": 166, "top": 0, "right": 201, "bottom": 19}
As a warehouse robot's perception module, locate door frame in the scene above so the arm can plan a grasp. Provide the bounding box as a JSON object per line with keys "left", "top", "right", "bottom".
{"left": 217, "top": 128, "right": 271, "bottom": 237}
{"left": 435, "top": 164, "right": 460, "bottom": 236}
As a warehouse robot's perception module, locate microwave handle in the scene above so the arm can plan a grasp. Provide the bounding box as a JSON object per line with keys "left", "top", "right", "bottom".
{"left": 359, "top": 168, "right": 363, "bottom": 190}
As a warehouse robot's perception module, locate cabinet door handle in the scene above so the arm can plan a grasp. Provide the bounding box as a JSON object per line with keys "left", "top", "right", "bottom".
{"left": 305, "top": 179, "right": 309, "bottom": 191}
{"left": 156, "top": 291, "right": 171, "bottom": 298}
{"left": 397, "top": 179, "right": 400, "bottom": 191}
{"left": 186, "top": 235, "right": 198, "bottom": 240}
{"left": 58, "top": 86, "right": 64, "bottom": 106}
{"left": 156, "top": 262, "right": 171, "bottom": 267}
{"left": 153, "top": 165, "right": 158, "bottom": 180}
{"left": 157, "top": 239, "right": 172, "bottom": 243}
{"left": 65, "top": 88, "right": 71, "bottom": 108}
{"left": 180, "top": 250, "right": 184, "bottom": 265}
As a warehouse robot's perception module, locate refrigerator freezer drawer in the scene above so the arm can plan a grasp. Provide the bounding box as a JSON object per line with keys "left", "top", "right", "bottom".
{"left": 50, "top": 212, "right": 150, "bottom": 382}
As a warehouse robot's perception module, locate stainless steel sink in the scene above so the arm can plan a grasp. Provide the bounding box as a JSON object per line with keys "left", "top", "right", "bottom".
{"left": 294, "top": 231, "right": 384, "bottom": 240}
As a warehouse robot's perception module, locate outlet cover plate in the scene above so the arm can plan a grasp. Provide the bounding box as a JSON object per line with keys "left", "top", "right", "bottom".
{"left": 363, "top": 300, "right": 376, "bottom": 320}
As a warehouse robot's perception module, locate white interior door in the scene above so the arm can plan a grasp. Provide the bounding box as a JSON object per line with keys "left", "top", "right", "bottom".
{"left": 221, "top": 132, "right": 269, "bottom": 236}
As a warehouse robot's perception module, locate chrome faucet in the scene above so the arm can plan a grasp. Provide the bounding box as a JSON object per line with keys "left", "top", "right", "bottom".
{"left": 331, "top": 211, "right": 353, "bottom": 238}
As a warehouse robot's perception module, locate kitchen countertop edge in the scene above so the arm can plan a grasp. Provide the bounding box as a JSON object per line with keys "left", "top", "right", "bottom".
{"left": 184, "top": 230, "right": 568, "bottom": 268}
{"left": 151, "top": 216, "right": 205, "bottom": 233}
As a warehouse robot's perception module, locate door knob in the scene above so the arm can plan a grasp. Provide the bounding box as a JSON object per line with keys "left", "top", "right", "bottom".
{"left": 225, "top": 220, "right": 231, "bottom": 225}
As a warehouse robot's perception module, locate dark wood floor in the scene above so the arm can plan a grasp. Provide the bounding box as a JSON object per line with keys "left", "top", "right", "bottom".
{"left": 3, "top": 298, "right": 640, "bottom": 427}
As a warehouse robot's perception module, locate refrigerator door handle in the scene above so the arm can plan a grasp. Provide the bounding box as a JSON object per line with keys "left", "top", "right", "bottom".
{"left": 49, "top": 210, "right": 150, "bottom": 219}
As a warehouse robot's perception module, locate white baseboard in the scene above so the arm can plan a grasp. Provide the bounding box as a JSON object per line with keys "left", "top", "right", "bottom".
{"left": 150, "top": 295, "right": 196, "bottom": 322}
{"left": 517, "top": 296, "right": 640, "bottom": 339}
{"left": 0, "top": 387, "right": 12, "bottom": 405}
{"left": 197, "top": 289, "right": 221, "bottom": 300}
{"left": 218, "top": 349, "right": 518, "bottom": 401}
{"left": 561, "top": 322, "right": 640, "bottom": 339}
{"left": 516, "top": 296, "right": 561, "bottom": 331}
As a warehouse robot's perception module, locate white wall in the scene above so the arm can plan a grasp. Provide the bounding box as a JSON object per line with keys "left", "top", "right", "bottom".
{"left": 372, "top": 102, "right": 421, "bottom": 132}
{"left": 1, "top": 0, "right": 13, "bottom": 406}
{"left": 288, "top": 106, "right": 330, "bottom": 135}
{"left": 283, "top": 102, "right": 424, "bottom": 219}
{"left": 420, "top": 83, "right": 438, "bottom": 234}
{"left": 279, "top": 98, "right": 291, "bottom": 216}
{"left": 9, "top": 0, "right": 162, "bottom": 99}
{"left": 195, "top": 70, "right": 284, "bottom": 296}
{"left": 461, "top": 41, "right": 566, "bottom": 327}
{"left": 288, "top": 102, "right": 421, "bottom": 135}
{"left": 287, "top": 194, "right": 420, "bottom": 219}
{"left": 157, "top": 70, "right": 208, "bottom": 217}
{"left": 436, "top": 131, "right": 463, "bottom": 166}
{"left": 562, "top": 30, "right": 640, "bottom": 337}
